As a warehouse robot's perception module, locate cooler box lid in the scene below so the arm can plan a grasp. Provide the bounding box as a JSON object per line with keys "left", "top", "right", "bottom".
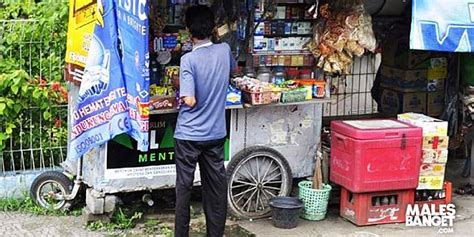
{"left": 331, "top": 119, "right": 422, "bottom": 140}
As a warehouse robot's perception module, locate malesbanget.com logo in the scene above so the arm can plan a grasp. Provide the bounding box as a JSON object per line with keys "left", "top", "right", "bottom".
{"left": 406, "top": 203, "right": 456, "bottom": 234}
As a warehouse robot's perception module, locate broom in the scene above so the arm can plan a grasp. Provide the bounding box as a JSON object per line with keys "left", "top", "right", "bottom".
{"left": 312, "top": 143, "right": 323, "bottom": 190}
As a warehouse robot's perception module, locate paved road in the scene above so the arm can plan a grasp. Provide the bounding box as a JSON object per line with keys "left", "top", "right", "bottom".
{"left": 240, "top": 194, "right": 474, "bottom": 237}
{"left": 1, "top": 195, "right": 473, "bottom": 237}
{"left": 0, "top": 212, "right": 102, "bottom": 237}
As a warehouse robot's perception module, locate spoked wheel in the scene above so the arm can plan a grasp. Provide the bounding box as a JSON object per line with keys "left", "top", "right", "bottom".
{"left": 227, "top": 146, "right": 292, "bottom": 219}
{"left": 30, "top": 171, "right": 74, "bottom": 211}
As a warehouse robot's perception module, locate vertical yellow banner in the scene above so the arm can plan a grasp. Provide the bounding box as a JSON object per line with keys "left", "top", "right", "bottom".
{"left": 64, "top": 0, "right": 99, "bottom": 82}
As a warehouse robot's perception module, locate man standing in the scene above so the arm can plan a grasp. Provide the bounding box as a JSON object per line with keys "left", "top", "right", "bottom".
{"left": 173, "top": 5, "right": 235, "bottom": 237}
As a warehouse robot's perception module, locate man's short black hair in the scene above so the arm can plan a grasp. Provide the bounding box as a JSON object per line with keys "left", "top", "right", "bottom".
{"left": 185, "top": 5, "right": 215, "bottom": 40}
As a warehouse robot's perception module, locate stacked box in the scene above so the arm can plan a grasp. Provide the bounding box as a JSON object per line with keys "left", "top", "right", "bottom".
{"left": 380, "top": 88, "right": 426, "bottom": 116}
{"left": 380, "top": 52, "right": 447, "bottom": 117}
{"left": 397, "top": 113, "right": 449, "bottom": 190}
{"left": 330, "top": 119, "right": 423, "bottom": 193}
{"left": 332, "top": 119, "right": 422, "bottom": 226}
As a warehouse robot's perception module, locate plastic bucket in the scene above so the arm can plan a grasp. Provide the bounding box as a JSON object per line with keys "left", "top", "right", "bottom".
{"left": 298, "top": 181, "right": 332, "bottom": 221}
{"left": 268, "top": 197, "right": 303, "bottom": 229}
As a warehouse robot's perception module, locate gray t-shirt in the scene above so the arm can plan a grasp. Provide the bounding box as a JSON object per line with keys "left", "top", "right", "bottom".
{"left": 174, "top": 42, "right": 235, "bottom": 141}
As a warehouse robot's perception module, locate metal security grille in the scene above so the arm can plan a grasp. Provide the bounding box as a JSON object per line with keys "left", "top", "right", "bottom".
{"left": 323, "top": 54, "right": 379, "bottom": 117}
{"left": 0, "top": 19, "right": 67, "bottom": 176}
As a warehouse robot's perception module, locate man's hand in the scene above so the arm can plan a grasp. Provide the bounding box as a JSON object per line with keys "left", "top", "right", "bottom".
{"left": 181, "top": 96, "right": 196, "bottom": 108}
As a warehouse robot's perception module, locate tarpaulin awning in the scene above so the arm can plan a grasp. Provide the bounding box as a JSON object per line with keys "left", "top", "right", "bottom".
{"left": 411, "top": 0, "right": 474, "bottom": 52}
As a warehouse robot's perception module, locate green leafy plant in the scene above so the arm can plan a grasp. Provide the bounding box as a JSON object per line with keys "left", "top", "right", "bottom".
{"left": 143, "top": 219, "right": 173, "bottom": 236}
{"left": 159, "top": 225, "right": 173, "bottom": 236}
{"left": 0, "top": 195, "right": 81, "bottom": 216}
{"left": 0, "top": 1, "right": 69, "bottom": 169}
{"left": 86, "top": 208, "right": 143, "bottom": 232}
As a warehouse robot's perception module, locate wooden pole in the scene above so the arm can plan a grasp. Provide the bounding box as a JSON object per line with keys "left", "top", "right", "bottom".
{"left": 312, "top": 143, "right": 323, "bottom": 190}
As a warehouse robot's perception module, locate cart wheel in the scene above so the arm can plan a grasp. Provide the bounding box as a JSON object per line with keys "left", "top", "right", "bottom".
{"left": 30, "top": 171, "right": 73, "bottom": 211}
{"left": 227, "top": 146, "right": 292, "bottom": 219}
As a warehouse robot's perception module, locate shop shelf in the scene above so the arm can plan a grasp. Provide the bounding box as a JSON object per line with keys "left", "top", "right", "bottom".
{"left": 243, "top": 97, "right": 334, "bottom": 108}
{"left": 150, "top": 98, "right": 334, "bottom": 114}
{"left": 255, "top": 19, "right": 314, "bottom": 23}
{"left": 260, "top": 34, "right": 313, "bottom": 38}
{"left": 252, "top": 50, "right": 312, "bottom": 56}
{"left": 150, "top": 105, "right": 244, "bottom": 115}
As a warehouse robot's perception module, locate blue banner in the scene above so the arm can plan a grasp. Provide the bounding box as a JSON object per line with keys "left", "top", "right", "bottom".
{"left": 69, "top": 0, "right": 149, "bottom": 160}
{"left": 411, "top": 0, "right": 474, "bottom": 52}
{"left": 115, "top": 0, "right": 150, "bottom": 151}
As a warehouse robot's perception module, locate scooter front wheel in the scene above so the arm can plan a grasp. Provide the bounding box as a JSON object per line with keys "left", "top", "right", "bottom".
{"left": 30, "top": 171, "right": 74, "bottom": 211}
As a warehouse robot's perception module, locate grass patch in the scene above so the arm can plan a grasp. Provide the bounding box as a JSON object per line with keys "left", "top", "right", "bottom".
{"left": 0, "top": 196, "right": 82, "bottom": 216}
{"left": 143, "top": 219, "right": 173, "bottom": 236}
{"left": 86, "top": 208, "right": 143, "bottom": 232}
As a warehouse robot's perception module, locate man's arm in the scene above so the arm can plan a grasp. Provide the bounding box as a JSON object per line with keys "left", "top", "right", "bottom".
{"left": 182, "top": 96, "right": 196, "bottom": 107}
{"left": 179, "top": 56, "right": 196, "bottom": 108}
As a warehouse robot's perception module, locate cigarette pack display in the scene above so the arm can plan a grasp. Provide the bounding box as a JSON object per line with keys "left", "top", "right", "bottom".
{"left": 397, "top": 113, "right": 448, "bottom": 136}
{"left": 340, "top": 188, "right": 415, "bottom": 226}
{"left": 422, "top": 136, "right": 449, "bottom": 150}
{"left": 331, "top": 119, "right": 422, "bottom": 193}
{"left": 422, "top": 149, "right": 448, "bottom": 163}
{"left": 253, "top": 36, "right": 268, "bottom": 51}
{"left": 419, "top": 163, "right": 446, "bottom": 177}
{"left": 276, "top": 6, "right": 286, "bottom": 19}
{"left": 418, "top": 175, "right": 444, "bottom": 190}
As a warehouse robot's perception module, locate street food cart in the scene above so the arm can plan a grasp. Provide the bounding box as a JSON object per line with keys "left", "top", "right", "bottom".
{"left": 30, "top": 0, "right": 335, "bottom": 219}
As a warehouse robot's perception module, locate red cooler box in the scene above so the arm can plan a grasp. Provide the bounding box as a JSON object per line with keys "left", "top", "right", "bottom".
{"left": 330, "top": 119, "right": 422, "bottom": 193}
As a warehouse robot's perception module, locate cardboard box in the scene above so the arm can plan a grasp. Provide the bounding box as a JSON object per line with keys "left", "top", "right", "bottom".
{"left": 397, "top": 113, "right": 448, "bottom": 136}
{"left": 427, "top": 58, "right": 447, "bottom": 92}
{"left": 427, "top": 91, "right": 445, "bottom": 117}
{"left": 427, "top": 78, "right": 445, "bottom": 92}
{"left": 382, "top": 39, "right": 434, "bottom": 69}
{"left": 418, "top": 176, "right": 445, "bottom": 190}
{"left": 423, "top": 136, "right": 449, "bottom": 149}
{"left": 381, "top": 88, "right": 426, "bottom": 115}
{"left": 427, "top": 58, "right": 448, "bottom": 80}
{"left": 422, "top": 149, "right": 448, "bottom": 164}
{"left": 380, "top": 66, "right": 427, "bottom": 92}
{"left": 419, "top": 163, "right": 446, "bottom": 176}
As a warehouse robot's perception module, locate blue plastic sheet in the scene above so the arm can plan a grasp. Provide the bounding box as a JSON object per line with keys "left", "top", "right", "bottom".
{"left": 68, "top": 0, "right": 149, "bottom": 160}
{"left": 411, "top": 0, "right": 474, "bottom": 52}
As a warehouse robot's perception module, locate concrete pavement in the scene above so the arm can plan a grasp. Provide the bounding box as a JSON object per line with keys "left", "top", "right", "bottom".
{"left": 0, "top": 212, "right": 102, "bottom": 237}
{"left": 239, "top": 194, "right": 474, "bottom": 237}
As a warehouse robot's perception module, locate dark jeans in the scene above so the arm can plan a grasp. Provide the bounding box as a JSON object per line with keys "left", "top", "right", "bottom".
{"left": 174, "top": 138, "right": 227, "bottom": 237}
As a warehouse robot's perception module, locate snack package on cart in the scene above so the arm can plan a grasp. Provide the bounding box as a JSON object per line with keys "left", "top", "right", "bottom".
{"left": 149, "top": 84, "right": 176, "bottom": 110}
{"left": 226, "top": 85, "right": 242, "bottom": 106}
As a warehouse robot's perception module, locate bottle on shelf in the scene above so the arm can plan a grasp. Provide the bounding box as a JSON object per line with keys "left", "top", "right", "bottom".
{"left": 272, "top": 66, "right": 286, "bottom": 85}
{"left": 257, "top": 66, "right": 272, "bottom": 83}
